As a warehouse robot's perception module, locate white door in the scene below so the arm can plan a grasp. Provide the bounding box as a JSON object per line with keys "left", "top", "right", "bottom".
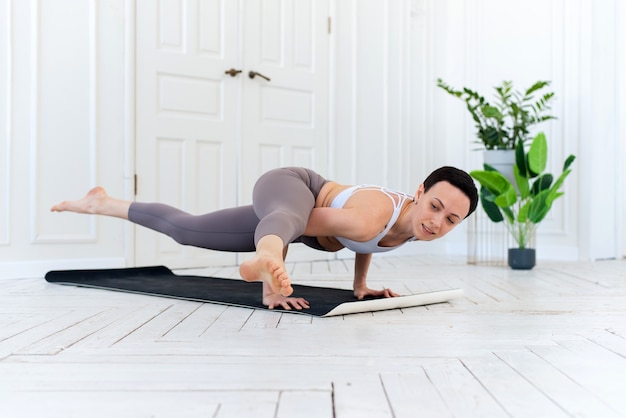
{"left": 135, "top": 0, "right": 330, "bottom": 268}
{"left": 135, "top": 0, "right": 240, "bottom": 268}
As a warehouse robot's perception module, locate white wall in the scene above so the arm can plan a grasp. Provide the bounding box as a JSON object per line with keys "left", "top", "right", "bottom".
{"left": 330, "top": 0, "right": 625, "bottom": 261}
{"left": 0, "top": 0, "right": 131, "bottom": 278}
{"left": 1, "top": 0, "right": 623, "bottom": 279}
{"left": 415, "top": 0, "right": 624, "bottom": 261}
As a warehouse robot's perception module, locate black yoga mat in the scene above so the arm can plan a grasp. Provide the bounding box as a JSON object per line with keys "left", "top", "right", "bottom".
{"left": 45, "top": 266, "right": 463, "bottom": 317}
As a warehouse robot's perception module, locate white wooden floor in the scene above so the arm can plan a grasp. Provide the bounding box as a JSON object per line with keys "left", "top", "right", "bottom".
{"left": 1, "top": 255, "right": 626, "bottom": 418}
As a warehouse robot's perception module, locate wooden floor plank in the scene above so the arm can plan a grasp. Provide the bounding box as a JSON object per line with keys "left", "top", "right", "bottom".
{"left": 65, "top": 303, "right": 173, "bottom": 351}
{"left": 589, "top": 329, "right": 626, "bottom": 358}
{"left": 213, "top": 392, "right": 280, "bottom": 418}
{"left": 422, "top": 360, "right": 510, "bottom": 417}
{"left": 0, "top": 391, "right": 220, "bottom": 418}
{"left": 380, "top": 371, "right": 453, "bottom": 418}
{"left": 199, "top": 306, "right": 254, "bottom": 334}
{"left": 118, "top": 301, "right": 201, "bottom": 343}
{"left": 0, "top": 362, "right": 334, "bottom": 392}
{"left": 161, "top": 303, "right": 229, "bottom": 341}
{"left": 495, "top": 349, "right": 624, "bottom": 418}
{"left": 528, "top": 339, "right": 626, "bottom": 416}
{"left": 16, "top": 308, "right": 120, "bottom": 355}
{"left": 240, "top": 308, "right": 282, "bottom": 330}
{"left": 0, "top": 391, "right": 284, "bottom": 418}
{"left": 0, "top": 309, "right": 103, "bottom": 357}
{"left": 275, "top": 391, "right": 333, "bottom": 418}
{"left": 460, "top": 354, "right": 569, "bottom": 418}
{"left": 332, "top": 375, "right": 394, "bottom": 418}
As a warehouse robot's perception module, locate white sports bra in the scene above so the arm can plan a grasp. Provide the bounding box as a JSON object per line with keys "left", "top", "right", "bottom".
{"left": 330, "top": 185, "right": 416, "bottom": 253}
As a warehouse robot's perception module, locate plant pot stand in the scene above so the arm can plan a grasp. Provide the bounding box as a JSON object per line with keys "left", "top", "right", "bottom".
{"left": 508, "top": 248, "right": 536, "bottom": 270}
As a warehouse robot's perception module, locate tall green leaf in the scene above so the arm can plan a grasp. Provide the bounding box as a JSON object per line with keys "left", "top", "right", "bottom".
{"left": 527, "top": 190, "right": 552, "bottom": 223}
{"left": 471, "top": 170, "right": 517, "bottom": 210}
{"left": 470, "top": 170, "right": 512, "bottom": 196}
{"left": 546, "top": 169, "right": 572, "bottom": 205}
{"left": 528, "top": 132, "right": 547, "bottom": 174}
{"left": 518, "top": 201, "right": 531, "bottom": 223}
{"left": 479, "top": 187, "right": 504, "bottom": 222}
{"left": 513, "top": 163, "right": 530, "bottom": 200}
{"left": 563, "top": 154, "right": 576, "bottom": 171}
{"left": 515, "top": 140, "right": 527, "bottom": 178}
{"left": 501, "top": 207, "right": 515, "bottom": 224}
{"left": 530, "top": 174, "right": 553, "bottom": 196}
{"left": 494, "top": 188, "right": 517, "bottom": 208}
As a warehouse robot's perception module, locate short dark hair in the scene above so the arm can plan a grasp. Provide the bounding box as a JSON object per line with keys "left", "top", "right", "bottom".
{"left": 423, "top": 166, "right": 478, "bottom": 218}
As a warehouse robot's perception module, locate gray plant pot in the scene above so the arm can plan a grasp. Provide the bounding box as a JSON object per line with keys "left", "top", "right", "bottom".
{"left": 508, "top": 248, "right": 536, "bottom": 270}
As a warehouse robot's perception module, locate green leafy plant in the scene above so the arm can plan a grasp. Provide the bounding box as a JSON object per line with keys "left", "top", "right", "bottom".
{"left": 470, "top": 132, "right": 575, "bottom": 249}
{"left": 437, "top": 79, "right": 556, "bottom": 150}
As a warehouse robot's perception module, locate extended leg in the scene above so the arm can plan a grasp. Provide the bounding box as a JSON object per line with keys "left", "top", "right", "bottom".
{"left": 51, "top": 188, "right": 259, "bottom": 252}
{"left": 128, "top": 203, "right": 258, "bottom": 252}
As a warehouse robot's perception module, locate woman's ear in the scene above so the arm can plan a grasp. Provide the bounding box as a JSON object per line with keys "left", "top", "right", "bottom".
{"left": 414, "top": 183, "right": 425, "bottom": 203}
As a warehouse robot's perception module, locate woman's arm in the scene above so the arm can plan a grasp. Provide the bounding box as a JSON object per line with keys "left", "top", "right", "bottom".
{"left": 352, "top": 253, "right": 400, "bottom": 300}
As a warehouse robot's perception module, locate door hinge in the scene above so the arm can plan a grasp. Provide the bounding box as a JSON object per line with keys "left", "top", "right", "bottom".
{"left": 134, "top": 174, "right": 138, "bottom": 195}
{"left": 328, "top": 16, "right": 331, "bottom": 34}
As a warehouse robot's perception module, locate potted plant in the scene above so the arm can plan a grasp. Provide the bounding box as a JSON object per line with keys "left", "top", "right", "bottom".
{"left": 437, "top": 79, "right": 557, "bottom": 185}
{"left": 469, "top": 132, "right": 575, "bottom": 269}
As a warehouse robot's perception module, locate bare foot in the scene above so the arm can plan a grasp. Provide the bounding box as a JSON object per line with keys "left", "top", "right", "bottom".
{"left": 240, "top": 255, "right": 293, "bottom": 297}
{"left": 50, "top": 187, "right": 130, "bottom": 219}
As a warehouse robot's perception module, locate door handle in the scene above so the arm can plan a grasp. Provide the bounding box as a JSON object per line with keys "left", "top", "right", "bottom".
{"left": 224, "top": 68, "right": 242, "bottom": 77}
{"left": 248, "top": 71, "right": 271, "bottom": 82}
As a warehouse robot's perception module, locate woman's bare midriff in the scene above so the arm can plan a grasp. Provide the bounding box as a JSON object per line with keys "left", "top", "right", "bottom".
{"left": 315, "top": 181, "right": 350, "bottom": 209}
{"left": 313, "top": 182, "right": 351, "bottom": 251}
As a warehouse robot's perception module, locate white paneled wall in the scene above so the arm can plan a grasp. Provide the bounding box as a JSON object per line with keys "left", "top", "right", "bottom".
{"left": 423, "top": 0, "right": 624, "bottom": 260}
{"left": 0, "top": 0, "right": 623, "bottom": 279}
{"left": 430, "top": 0, "right": 581, "bottom": 258}
{"left": 0, "top": 0, "right": 130, "bottom": 278}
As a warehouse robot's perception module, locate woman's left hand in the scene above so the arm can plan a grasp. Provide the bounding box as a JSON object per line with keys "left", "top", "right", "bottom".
{"left": 354, "top": 286, "right": 400, "bottom": 300}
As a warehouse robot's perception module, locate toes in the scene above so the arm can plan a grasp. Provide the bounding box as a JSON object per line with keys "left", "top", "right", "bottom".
{"left": 280, "top": 285, "right": 294, "bottom": 297}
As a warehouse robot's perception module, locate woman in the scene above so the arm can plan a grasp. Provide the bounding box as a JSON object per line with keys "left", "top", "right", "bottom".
{"left": 51, "top": 166, "right": 478, "bottom": 310}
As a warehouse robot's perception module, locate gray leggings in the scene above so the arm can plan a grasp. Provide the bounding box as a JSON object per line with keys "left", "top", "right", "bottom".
{"left": 128, "top": 167, "right": 329, "bottom": 252}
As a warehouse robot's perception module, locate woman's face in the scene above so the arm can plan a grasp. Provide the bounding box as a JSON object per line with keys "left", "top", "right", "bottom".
{"left": 411, "top": 181, "right": 471, "bottom": 241}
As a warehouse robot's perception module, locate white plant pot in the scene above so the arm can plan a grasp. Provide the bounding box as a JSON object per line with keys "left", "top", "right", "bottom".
{"left": 483, "top": 150, "right": 516, "bottom": 189}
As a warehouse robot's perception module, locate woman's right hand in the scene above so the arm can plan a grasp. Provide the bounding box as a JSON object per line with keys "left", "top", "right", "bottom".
{"left": 354, "top": 286, "right": 400, "bottom": 300}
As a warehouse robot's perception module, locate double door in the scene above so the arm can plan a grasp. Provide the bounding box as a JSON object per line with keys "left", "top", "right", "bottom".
{"left": 135, "top": 0, "right": 330, "bottom": 268}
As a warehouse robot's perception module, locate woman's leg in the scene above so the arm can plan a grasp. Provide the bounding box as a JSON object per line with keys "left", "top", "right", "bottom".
{"left": 252, "top": 167, "right": 324, "bottom": 244}
{"left": 129, "top": 203, "right": 257, "bottom": 252}
{"left": 239, "top": 167, "right": 327, "bottom": 296}
{"left": 51, "top": 187, "right": 259, "bottom": 252}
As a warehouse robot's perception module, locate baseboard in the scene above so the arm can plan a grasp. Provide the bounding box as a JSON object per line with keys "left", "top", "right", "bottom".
{"left": 0, "top": 257, "right": 128, "bottom": 280}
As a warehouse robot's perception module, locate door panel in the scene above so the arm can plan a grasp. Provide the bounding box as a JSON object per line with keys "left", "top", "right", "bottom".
{"left": 240, "top": 0, "right": 329, "bottom": 201}
{"left": 135, "top": 0, "right": 239, "bottom": 268}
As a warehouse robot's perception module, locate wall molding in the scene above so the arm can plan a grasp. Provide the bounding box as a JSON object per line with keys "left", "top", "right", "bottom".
{"left": 1, "top": 0, "right": 12, "bottom": 246}
{"left": 0, "top": 257, "right": 126, "bottom": 280}
{"left": 124, "top": 0, "right": 137, "bottom": 265}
